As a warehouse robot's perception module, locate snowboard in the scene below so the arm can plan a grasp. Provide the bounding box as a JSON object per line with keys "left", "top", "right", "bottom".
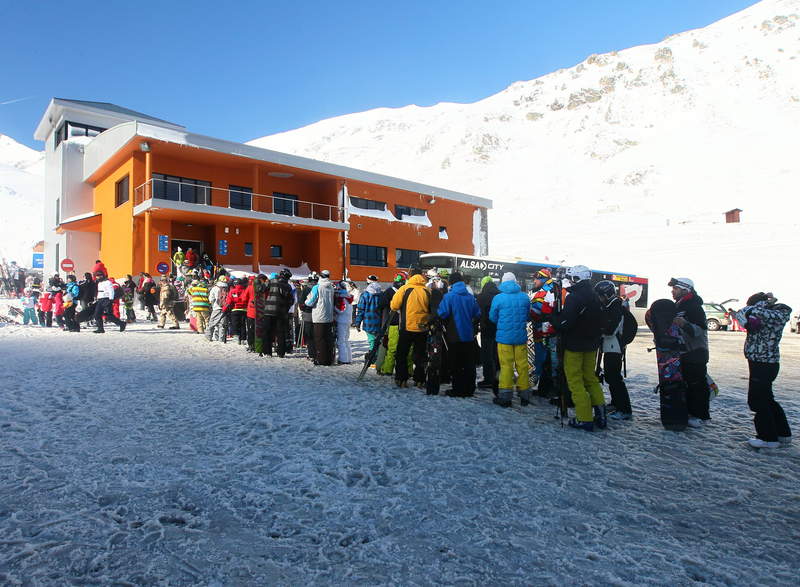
{"left": 647, "top": 299, "right": 688, "bottom": 431}
{"left": 425, "top": 319, "right": 446, "bottom": 395}
{"left": 358, "top": 311, "right": 396, "bottom": 381}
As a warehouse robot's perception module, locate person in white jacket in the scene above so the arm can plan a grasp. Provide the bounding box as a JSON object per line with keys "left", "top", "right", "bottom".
{"left": 334, "top": 280, "right": 354, "bottom": 364}
{"left": 93, "top": 272, "right": 126, "bottom": 333}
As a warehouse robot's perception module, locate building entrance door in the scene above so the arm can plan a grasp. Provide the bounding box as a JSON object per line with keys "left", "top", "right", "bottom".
{"left": 171, "top": 239, "right": 204, "bottom": 276}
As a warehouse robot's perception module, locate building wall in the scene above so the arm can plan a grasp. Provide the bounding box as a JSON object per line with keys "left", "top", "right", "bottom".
{"left": 93, "top": 157, "right": 137, "bottom": 277}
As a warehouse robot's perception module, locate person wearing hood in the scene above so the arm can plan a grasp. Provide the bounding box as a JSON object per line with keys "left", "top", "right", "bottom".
{"left": 670, "top": 277, "right": 710, "bottom": 428}
{"left": 489, "top": 272, "right": 532, "bottom": 407}
{"left": 206, "top": 277, "right": 229, "bottom": 342}
{"left": 437, "top": 272, "right": 481, "bottom": 397}
{"left": 390, "top": 270, "right": 431, "bottom": 387}
{"left": 91, "top": 260, "right": 108, "bottom": 279}
{"left": 734, "top": 291, "right": 793, "bottom": 449}
{"left": 530, "top": 268, "right": 560, "bottom": 396}
{"left": 305, "top": 270, "right": 336, "bottom": 365}
{"left": 263, "top": 269, "right": 294, "bottom": 357}
{"left": 172, "top": 247, "right": 185, "bottom": 273}
{"left": 477, "top": 275, "right": 500, "bottom": 391}
{"left": 355, "top": 275, "right": 384, "bottom": 359}
{"left": 334, "top": 280, "right": 354, "bottom": 364}
{"left": 554, "top": 265, "right": 605, "bottom": 431}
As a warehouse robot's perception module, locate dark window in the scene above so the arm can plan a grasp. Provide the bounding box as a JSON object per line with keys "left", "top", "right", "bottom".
{"left": 395, "top": 205, "right": 426, "bottom": 219}
{"left": 270, "top": 245, "right": 282, "bottom": 258}
{"left": 350, "top": 196, "right": 386, "bottom": 211}
{"left": 115, "top": 175, "right": 130, "bottom": 207}
{"left": 55, "top": 243, "right": 60, "bottom": 272}
{"left": 273, "top": 192, "right": 298, "bottom": 216}
{"left": 54, "top": 121, "right": 106, "bottom": 149}
{"left": 152, "top": 173, "right": 210, "bottom": 204}
{"left": 244, "top": 242, "right": 253, "bottom": 256}
{"left": 396, "top": 248, "right": 426, "bottom": 268}
{"left": 350, "top": 244, "right": 387, "bottom": 267}
{"left": 229, "top": 185, "right": 252, "bottom": 211}
{"left": 55, "top": 198, "right": 60, "bottom": 225}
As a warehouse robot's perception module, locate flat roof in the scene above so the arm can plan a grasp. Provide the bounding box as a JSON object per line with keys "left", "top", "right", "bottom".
{"left": 83, "top": 121, "right": 493, "bottom": 209}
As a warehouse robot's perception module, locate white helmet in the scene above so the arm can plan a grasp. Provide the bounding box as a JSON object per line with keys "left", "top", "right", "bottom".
{"left": 567, "top": 265, "right": 591, "bottom": 282}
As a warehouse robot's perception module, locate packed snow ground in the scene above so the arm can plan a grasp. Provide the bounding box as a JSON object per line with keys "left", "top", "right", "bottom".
{"left": 1, "top": 310, "right": 799, "bottom": 585}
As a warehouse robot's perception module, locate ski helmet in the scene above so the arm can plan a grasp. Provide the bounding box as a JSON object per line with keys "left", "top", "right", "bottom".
{"left": 668, "top": 277, "right": 694, "bottom": 291}
{"left": 567, "top": 265, "right": 591, "bottom": 282}
{"left": 594, "top": 280, "right": 616, "bottom": 300}
{"left": 280, "top": 268, "right": 292, "bottom": 280}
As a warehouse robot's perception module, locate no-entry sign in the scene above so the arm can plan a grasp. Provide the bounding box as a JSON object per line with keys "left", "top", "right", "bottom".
{"left": 60, "top": 258, "right": 75, "bottom": 272}
{"left": 156, "top": 261, "right": 170, "bottom": 274}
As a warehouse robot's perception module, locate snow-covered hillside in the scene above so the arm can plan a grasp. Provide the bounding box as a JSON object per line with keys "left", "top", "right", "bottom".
{"left": 0, "top": 134, "right": 44, "bottom": 265}
{"left": 250, "top": 0, "right": 800, "bottom": 308}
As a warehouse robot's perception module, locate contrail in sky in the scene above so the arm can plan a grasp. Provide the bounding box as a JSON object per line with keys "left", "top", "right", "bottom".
{"left": 0, "top": 97, "right": 33, "bottom": 106}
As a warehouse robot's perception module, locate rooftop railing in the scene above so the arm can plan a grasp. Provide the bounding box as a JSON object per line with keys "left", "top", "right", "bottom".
{"left": 134, "top": 178, "right": 344, "bottom": 224}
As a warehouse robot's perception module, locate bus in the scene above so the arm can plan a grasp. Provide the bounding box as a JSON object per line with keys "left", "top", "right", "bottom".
{"left": 418, "top": 252, "right": 649, "bottom": 318}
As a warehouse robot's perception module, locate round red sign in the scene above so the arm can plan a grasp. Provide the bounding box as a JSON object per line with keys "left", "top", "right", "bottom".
{"left": 60, "top": 258, "right": 75, "bottom": 272}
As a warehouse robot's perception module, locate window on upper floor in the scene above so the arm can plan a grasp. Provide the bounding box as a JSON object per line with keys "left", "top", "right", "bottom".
{"left": 395, "top": 204, "right": 426, "bottom": 219}
{"left": 396, "top": 248, "right": 426, "bottom": 268}
{"left": 229, "top": 185, "right": 252, "bottom": 211}
{"left": 54, "top": 121, "right": 106, "bottom": 149}
{"left": 115, "top": 175, "right": 130, "bottom": 207}
{"left": 273, "top": 192, "right": 298, "bottom": 216}
{"left": 270, "top": 245, "right": 282, "bottom": 258}
{"left": 350, "top": 244, "right": 387, "bottom": 267}
{"left": 350, "top": 196, "right": 386, "bottom": 211}
{"left": 244, "top": 242, "right": 253, "bottom": 256}
{"left": 152, "top": 173, "right": 211, "bottom": 205}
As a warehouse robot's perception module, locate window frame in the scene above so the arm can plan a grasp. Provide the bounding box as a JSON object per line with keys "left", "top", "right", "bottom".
{"left": 244, "top": 242, "right": 253, "bottom": 257}
{"left": 273, "top": 192, "right": 299, "bottom": 216}
{"left": 350, "top": 244, "right": 388, "bottom": 267}
{"left": 396, "top": 248, "right": 426, "bottom": 268}
{"left": 270, "top": 245, "right": 283, "bottom": 258}
{"left": 229, "top": 185, "right": 252, "bottom": 211}
{"left": 395, "top": 204, "right": 427, "bottom": 219}
{"left": 115, "top": 175, "right": 130, "bottom": 207}
{"left": 54, "top": 121, "right": 107, "bottom": 149}
{"left": 152, "top": 173, "right": 211, "bottom": 205}
{"left": 349, "top": 196, "right": 386, "bottom": 211}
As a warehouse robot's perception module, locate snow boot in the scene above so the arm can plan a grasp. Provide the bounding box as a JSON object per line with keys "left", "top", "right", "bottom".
{"left": 520, "top": 389, "right": 531, "bottom": 407}
{"left": 593, "top": 405, "right": 608, "bottom": 429}
{"left": 609, "top": 411, "right": 632, "bottom": 421}
{"left": 568, "top": 418, "right": 594, "bottom": 432}
{"left": 493, "top": 389, "right": 512, "bottom": 408}
{"left": 748, "top": 438, "right": 780, "bottom": 449}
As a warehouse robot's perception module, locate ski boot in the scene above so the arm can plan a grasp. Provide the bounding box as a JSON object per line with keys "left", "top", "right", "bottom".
{"left": 568, "top": 418, "right": 594, "bottom": 432}
{"left": 593, "top": 405, "right": 608, "bottom": 429}
{"left": 519, "top": 388, "right": 531, "bottom": 407}
{"left": 493, "top": 389, "right": 512, "bottom": 408}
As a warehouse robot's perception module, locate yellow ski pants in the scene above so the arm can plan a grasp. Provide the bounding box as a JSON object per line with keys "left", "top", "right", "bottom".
{"left": 498, "top": 343, "right": 529, "bottom": 391}
{"left": 564, "top": 349, "right": 605, "bottom": 422}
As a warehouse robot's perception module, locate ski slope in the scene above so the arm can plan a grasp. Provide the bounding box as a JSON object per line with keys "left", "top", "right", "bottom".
{"left": 0, "top": 135, "right": 44, "bottom": 264}
{"left": 0, "top": 314, "right": 798, "bottom": 583}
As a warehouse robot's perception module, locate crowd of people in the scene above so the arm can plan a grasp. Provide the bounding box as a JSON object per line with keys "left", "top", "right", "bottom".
{"left": 9, "top": 257, "right": 794, "bottom": 448}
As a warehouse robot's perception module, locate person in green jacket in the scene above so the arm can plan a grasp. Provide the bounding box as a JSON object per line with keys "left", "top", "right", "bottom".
{"left": 172, "top": 247, "right": 185, "bottom": 274}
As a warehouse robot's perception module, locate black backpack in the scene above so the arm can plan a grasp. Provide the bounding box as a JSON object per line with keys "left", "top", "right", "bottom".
{"left": 620, "top": 306, "right": 638, "bottom": 346}
{"left": 113, "top": 285, "right": 124, "bottom": 300}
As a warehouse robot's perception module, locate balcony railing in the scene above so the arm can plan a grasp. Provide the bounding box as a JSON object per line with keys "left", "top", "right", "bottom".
{"left": 134, "top": 178, "right": 345, "bottom": 224}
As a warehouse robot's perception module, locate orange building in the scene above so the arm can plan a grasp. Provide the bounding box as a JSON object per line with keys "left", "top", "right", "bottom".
{"left": 34, "top": 99, "right": 492, "bottom": 280}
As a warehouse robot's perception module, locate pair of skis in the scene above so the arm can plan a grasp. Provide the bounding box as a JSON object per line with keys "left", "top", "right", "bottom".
{"left": 357, "top": 311, "right": 396, "bottom": 381}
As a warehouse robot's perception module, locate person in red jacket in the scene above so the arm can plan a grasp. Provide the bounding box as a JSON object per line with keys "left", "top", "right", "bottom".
{"left": 92, "top": 260, "right": 108, "bottom": 278}
{"left": 109, "top": 278, "right": 122, "bottom": 319}
{"left": 38, "top": 290, "right": 54, "bottom": 327}
{"left": 244, "top": 274, "right": 268, "bottom": 353}
{"left": 225, "top": 278, "right": 249, "bottom": 345}
{"left": 185, "top": 248, "right": 199, "bottom": 269}
{"left": 52, "top": 288, "right": 65, "bottom": 329}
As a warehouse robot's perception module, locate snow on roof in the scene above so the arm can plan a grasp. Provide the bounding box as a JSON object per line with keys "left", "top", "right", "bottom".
{"left": 52, "top": 99, "right": 179, "bottom": 127}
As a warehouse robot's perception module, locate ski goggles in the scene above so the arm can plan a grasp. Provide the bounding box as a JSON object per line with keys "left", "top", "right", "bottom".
{"left": 668, "top": 277, "right": 693, "bottom": 290}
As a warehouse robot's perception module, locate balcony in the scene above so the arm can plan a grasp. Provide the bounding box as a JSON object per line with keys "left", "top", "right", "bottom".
{"left": 133, "top": 178, "right": 348, "bottom": 231}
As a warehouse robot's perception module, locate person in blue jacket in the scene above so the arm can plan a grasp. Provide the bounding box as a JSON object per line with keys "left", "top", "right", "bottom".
{"left": 489, "top": 272, "right": 533, "bottom": 407}
{"left": 437, "top": 272, "right": 481, "bottom": 397}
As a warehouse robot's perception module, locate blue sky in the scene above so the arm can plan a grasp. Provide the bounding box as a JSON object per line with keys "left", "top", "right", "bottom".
{"left": 1, "top": 0, "right": 756, "bottom": 149}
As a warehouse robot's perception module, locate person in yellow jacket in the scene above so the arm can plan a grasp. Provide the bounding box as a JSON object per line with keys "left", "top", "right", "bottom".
{"left": 390, "top": 271, "right": 431, "bottom": 388}
{"left": 172, "top": 247, "right": 185, "bottom": 273}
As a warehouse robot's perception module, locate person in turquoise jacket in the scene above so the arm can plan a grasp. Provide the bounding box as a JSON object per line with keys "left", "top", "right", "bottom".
{"left": 489, "top": 272, "right": 532, "bottom": 407}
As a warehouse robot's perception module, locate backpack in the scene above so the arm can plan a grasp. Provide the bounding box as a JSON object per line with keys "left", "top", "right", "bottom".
{"left": 620, "top": 306, "right": 638, "bottom": 346}
{"left": 113, "top": 285, "right": 124, "bottom": 300}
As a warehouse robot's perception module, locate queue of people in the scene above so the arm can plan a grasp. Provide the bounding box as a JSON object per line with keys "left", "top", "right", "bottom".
{"left": 10, "top": 258, "right": 793, "bottom": 448}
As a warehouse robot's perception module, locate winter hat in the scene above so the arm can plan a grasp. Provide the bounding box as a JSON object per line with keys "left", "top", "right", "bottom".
{"left": 668, "top": 277, "right": 694, "bottom": 291}
{"left": 501, "top": 272, "right": 516, "bottom": 283}
{"left": 536, "top": 268, "right": 552, "bottom": 279}
{"left": 480, "top": 275, "right": 494, "bottom": 289}
{"left": 367, "top": 274, "right": 378, "bottom": 282}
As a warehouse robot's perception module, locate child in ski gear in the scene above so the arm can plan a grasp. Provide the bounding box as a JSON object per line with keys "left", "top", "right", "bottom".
{"left": 52, "top": 286, "right": 65, "bottom": 329}
{"left": 488, "top": 272, "right": 532, "bottom": 407}
{"left": 670, "top": 277, "right": 710, "bottom": 428}
{"left": 334, "top": 280, "right": 354, "bottom": 364}
{"left": 391, "top": 270, "right": 431, "bottom": 387}
{"left": 734, "top": 292, "right": 793, "bottom": 448}
{"left": 20, "top": 288, "right": 38, "bottom": 325}
{"left": 38, "top": 290, "right": 54, "bottom": 327}
{"left": 554, "top": 265, "right": 605, "bottom": 430}
{"left": 595, "top": 280, "right": 632, "bottom": 420}
{"left": 437, "top": 272, "right": 481, "bottom": 397}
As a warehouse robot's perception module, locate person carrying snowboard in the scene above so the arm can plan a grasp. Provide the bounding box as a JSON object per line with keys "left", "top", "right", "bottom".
{"left": 669, "top": 277, "right": 710, "bottom": 428}
{"left": 553, "top": 265, "right": 605, "bottom": 431}
{"left": 735, "top": 292, "right": 793, "bottom": 449}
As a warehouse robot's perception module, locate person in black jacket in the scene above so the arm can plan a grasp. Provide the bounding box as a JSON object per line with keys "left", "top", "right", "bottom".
{"left": 476, "top": 275, "right": 500, "bottom": 391}
{"left": 554, "top": 265, "right": 606, "bottom": 431}
{"left": 298, "top": 274, "right": 317, "bottom": 361}
{"left": 670, "top": 277, "right": 710, "bottom": 428}
{"left": 263, "top": 269, "right": 294, "bottom": 357}
{"left": 595, "top": 281, "right": 632, "bottom": 420}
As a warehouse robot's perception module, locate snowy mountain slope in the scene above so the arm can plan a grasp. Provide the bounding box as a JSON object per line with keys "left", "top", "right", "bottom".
{"left": 250, "top": 0, "right": 800, "bottom": 307}
{"left": 0, "top": 134, "right": 44, "bottom": 265}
